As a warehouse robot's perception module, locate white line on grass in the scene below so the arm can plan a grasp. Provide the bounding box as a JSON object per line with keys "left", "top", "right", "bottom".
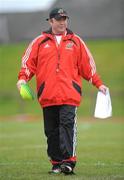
{"left": 0, "top": 133, "right": 41, "bottom": 138}
{"left": 0, "top": 144, "right": 46, "bottom": 151}
{"left": 0, "top": 162, "right": 41, "bottom": 166}
{"left": 78, "top": 123, "right": 92, "bottom": 130}
{"left": 79, "top": 141, "right": 124, "bottom": 146}
{"left": 0, "top": 123, "right": 91, "bottom": 139}
{"left": 0, "top": 161, "right": 123, "bottom": 167}
{"left": 80, "top": 162, "right": 124, "bottom": 167}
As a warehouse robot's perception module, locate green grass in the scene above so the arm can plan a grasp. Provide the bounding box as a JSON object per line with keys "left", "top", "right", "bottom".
{"left": 0, "top": 118, "right": 124, "bottom": 179}
{"left": 0, "top": 39, "right": 124, "bottom": 117}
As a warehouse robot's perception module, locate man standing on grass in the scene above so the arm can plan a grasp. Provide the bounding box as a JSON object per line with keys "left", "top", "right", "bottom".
{"left": 17, "top": 8, "right": 107, "bottom": 175}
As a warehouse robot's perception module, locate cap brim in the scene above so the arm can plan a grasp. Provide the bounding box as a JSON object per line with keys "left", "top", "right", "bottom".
{"left": 46, "top": 14, "right": 69, "bottom": 21}
{"left": 54, "top": 14, "right": 69, "bottom": 20}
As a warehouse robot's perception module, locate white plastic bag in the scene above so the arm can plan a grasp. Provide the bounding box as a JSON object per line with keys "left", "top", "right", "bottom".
{"left": 94, "top": 88, "right": 112, "bottom": 119}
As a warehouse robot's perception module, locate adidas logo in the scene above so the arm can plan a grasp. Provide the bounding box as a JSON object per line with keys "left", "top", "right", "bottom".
{"left": 44, "top": 44, "right": 50, "bottom": 48}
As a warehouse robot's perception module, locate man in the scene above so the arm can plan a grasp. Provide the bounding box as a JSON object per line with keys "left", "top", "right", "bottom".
{"left": 17, "top": 8, "right": 107, "bottom": 175}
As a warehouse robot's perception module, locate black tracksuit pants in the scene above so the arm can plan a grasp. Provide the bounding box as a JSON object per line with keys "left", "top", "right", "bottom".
{"left": 43, "top": 105, "right": 77, "bottom": 168}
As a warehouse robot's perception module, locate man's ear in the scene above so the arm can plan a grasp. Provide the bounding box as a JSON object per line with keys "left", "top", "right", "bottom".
{"left": 48, "top": 19, "right": 53, "bottom": 26}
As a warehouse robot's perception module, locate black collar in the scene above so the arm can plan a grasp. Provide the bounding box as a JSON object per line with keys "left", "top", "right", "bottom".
{"left": 43, "top": 28, "right": 73, "bottom": 35}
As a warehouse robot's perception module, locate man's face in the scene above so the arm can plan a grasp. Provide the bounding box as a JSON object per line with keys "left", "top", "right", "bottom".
{"left": 49, "top": 17, "right": 68, "bottom": 34}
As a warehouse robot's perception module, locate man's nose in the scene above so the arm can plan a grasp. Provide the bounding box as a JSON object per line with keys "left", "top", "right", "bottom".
{"left": 59, "top": 20, "right": 65, "bottom": 24}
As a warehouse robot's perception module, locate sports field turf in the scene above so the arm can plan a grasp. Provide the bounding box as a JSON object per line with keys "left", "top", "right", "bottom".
{"left": 0, "top": 118, "right": 124, "bottom": 180}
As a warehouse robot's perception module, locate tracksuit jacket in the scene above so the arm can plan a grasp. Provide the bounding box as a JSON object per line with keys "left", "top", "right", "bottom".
{"left": 18, "top": 28, "right": 103, "bottom": 107}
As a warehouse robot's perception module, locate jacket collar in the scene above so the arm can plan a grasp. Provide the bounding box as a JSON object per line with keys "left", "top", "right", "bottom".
{"left": 43, "top": 28, "right": 74, "bottom": 40}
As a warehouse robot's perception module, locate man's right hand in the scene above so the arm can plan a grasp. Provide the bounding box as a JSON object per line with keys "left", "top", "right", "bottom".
{"left": 16, "top": 79, "right": 26, "bottom": 91}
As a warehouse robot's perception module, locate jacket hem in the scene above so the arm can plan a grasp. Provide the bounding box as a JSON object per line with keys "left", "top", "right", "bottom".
{"left": 40, "top": 102, "right": 80, "bottom": 108}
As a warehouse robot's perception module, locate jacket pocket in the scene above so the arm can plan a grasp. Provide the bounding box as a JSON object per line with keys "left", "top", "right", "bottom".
{"left": 37, "top": 82, "right": 45, "bottom": 98}
{"left": 72, "top": 81, "right": 82, "bottom": 96}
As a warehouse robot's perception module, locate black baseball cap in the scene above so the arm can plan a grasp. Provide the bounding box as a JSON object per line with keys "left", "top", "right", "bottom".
{"left": 46, "top": 8, "right": 69, "bottom": 21}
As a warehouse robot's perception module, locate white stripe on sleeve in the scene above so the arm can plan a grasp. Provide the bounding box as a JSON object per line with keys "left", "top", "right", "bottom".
{"left": 21, "top": 34, "right": 44, "bottom": 77}
{"left": 75, "top": 35, "right": 96, "bottom": 76}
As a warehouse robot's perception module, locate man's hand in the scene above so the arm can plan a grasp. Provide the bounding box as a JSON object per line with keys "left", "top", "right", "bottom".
{"left": 99, "top": 85, "right": 108, "bottom": 95}
{"left": 17, "top": 79, "right": 26, "bottom": 91}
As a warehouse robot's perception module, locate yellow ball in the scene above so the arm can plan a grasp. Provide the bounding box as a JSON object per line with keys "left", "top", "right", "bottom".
{"left": 20, "top": 84, "right": 34, "bottom": 100}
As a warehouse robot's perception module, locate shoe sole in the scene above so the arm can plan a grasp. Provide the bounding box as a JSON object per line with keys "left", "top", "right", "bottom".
{"left": 48, "top": 171, "right": 61, "bottom": 174}
{"left": 61, "top": 165, "right": 75, "bottom": 175}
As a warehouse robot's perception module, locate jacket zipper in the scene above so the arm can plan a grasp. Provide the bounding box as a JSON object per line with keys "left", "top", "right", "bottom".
{"left": 56, "top": 48, "right": 60, "bottom": 72}
{"left": 54, "top": 35, "right": 61, "bottom": 73}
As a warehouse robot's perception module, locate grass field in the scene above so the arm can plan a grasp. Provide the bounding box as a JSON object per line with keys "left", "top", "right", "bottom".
{"left": 0, "top": 39, "right": 124, "bottom": 179}
{"left": 0, "top": 39, "right": 124, "bottom": 117}
{"left": 0, "top": 118, "right": 124, "bottom": 180}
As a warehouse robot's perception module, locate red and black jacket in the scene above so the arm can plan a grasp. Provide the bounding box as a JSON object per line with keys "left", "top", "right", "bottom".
{"left": 18, "top": 28, "right": 103, "bottom": 107}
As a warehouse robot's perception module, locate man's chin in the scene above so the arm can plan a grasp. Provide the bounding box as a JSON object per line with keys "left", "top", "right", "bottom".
{"left": 58, "top": 29, "right": 66, "bottom": 34}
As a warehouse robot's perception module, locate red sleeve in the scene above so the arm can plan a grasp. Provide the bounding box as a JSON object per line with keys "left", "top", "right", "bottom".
{"left": 18, "top": 36, "right": 41, "bottom": 81}
{"left": 77, "top": 37, "right": 103, "bottom": 88}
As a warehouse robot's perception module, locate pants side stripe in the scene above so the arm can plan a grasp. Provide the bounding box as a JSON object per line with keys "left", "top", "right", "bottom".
{"left": 73, "top": 107, "right": 77, "bottom": 157}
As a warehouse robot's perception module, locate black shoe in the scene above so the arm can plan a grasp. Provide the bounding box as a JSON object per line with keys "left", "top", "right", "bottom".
{"left": 61, "top": 163, "right": 75, "bottom": 175}
{"left": 48, "top": 164, "right": 61, "bottom": 174}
